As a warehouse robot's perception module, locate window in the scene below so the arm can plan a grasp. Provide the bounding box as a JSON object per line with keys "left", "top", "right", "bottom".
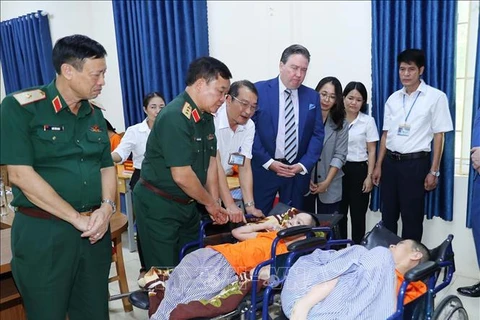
{"left": 455, "top": 1, "right": 479, "bottom": 175}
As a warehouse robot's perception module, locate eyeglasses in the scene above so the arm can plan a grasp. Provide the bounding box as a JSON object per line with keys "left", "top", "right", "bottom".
{"left": 231, "top": 95, "right": 257, "bottom": 112}
{"left": 320, "top": 92, "right": 336, "bottom": 101}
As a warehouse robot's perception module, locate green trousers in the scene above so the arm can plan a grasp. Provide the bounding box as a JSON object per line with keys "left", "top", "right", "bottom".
{"left": 133, "top": 183, "right": 200, "bottom": 270}
{"left": 11, "top": 212, "right": 111, "bottom": 320}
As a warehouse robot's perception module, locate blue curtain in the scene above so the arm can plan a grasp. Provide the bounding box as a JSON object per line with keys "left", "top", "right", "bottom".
{"left": 0, "top": 10, "right": 55, "bottom": 94}
{"left": 112, "top": 0, "right": 209, "bottom": 127}
{"left": 466, "top": 12, "right": 480, "bottom": 227}
{"left": 370, "top": 0, "right": 457, "bottom": 221}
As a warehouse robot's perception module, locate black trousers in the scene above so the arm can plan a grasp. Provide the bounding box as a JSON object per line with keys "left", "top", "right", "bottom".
{"left": 339, "top": 161, "right": 370, "bottom": 244}
{"left": 130, "top": 168, "right": 146, "bottom": 271}
{"left": 303, "top": 194, "right": 340, "bottom": 215}
{"left": 381, "top": 155, "right": 430, "bottom": 241}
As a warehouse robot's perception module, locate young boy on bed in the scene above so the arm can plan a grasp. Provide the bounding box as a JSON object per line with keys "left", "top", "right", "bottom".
{"left": 281, "top": 239, "right": 430, "bottom": 320}
{"left": 151, "top": 211, "right": 319, "bottom": 320}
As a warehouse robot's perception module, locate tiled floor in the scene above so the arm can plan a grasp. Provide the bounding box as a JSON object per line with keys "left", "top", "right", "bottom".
{"left": 109, "top": 232, "right": 480, "bottom": 320}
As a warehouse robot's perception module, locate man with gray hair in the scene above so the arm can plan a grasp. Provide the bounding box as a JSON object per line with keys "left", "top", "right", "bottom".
{"left": 251, "top": 44, "right": 324, "bottom": 214}
{"left": 215, "top": 80, "right": 264, "bottom": 221}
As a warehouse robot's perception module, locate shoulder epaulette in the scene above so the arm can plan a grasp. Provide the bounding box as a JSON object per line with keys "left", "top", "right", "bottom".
{"left": 89, "top": 100, "right": 106, "bottom": 111}
{"left": 13, "top": 89, "right": 46, "bottom": 106}
{"left": 182, "top": 102, "right": 192, "bottom": 119}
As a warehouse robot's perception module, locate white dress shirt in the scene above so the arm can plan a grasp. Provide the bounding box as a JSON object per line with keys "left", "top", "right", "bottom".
{"left": 383, "top": 80, "right": 453, "bottom": 153}
{"left": 347, "top": 112, "right": 379, "bottom": 162}
{"left": 112, "top": 118, "right": 151, "bottom": 169}
{"left": 214, "top": 103, "right": 255, "bottom": 173}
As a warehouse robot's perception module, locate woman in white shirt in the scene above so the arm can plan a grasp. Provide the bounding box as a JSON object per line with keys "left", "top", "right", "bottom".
{"left": 339, "top": 82, "right": 379, "bottom": 243}
{"left": 112, "top": 92, "right": 165, "bottom": 188}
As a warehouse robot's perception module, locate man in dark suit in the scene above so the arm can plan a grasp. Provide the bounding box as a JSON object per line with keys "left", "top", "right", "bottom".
{"left": 251, "top": 44, "right": 324, "bottom": 215}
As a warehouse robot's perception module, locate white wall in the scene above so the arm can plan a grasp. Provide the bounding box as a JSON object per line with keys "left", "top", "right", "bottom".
{"left": 207, "top": 1, "right": 372, "bottom": 96}
{"left": 0, "top": 1, "right": 126, "bottom": 131}
{"left": 1, "top": 1, "right": 477, "bottom": 279}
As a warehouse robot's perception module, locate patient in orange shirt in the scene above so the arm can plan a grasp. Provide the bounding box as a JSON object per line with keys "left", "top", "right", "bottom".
{"left": 152, "top": 212, "right": 319, "bottom": 319}
{"left": 392, "top": 240, "right": 428, "bottom": 304}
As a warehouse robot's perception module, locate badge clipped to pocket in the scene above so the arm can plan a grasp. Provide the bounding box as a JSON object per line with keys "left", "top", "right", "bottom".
{"left": 228, "top": 153, "right": 245, "bottom": 166}
{"left": 397, "top": 124, "right": 411, "bottom": 136}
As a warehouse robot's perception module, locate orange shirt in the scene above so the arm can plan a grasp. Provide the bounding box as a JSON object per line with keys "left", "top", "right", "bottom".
{"left": 211, "top": 232, "right": 288, "bottom": 275}
{"left": 109, "top": 133, "right": 122, "bottom": 152}
{"left": 396, "top": 269, "right": 427, "bottom": 304}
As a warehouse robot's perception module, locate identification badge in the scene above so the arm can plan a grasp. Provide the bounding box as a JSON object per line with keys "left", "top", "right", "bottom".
{"left": 397, "top": 124, "right": 411, "bottom": 136}
{"left": 228, "top": 153, "right": 245, "bottom": 166}
{"left": 43, "top": 125, "right": 64, "bottom": 131}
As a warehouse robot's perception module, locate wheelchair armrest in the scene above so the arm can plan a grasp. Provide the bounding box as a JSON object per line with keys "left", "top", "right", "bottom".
{"left": 287, "top": 237, "right": 327, "bottom": 251}
{"left": 277, "top": 225, "right": 312, "bottom": 238}
{"left": 404, "top": 261, "right": 438, "bottom": 282}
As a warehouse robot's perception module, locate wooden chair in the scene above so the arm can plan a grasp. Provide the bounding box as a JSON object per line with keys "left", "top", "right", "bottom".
{"left": 0, "top": 165, "right": 10, "bottom": 187}
{"left": 109, "top": 212, "right": 133, "bottom": 312}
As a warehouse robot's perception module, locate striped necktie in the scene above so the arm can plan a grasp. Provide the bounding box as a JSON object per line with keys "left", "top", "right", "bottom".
{"left": 284, "top": 89, "right": 297, "bottom": 163}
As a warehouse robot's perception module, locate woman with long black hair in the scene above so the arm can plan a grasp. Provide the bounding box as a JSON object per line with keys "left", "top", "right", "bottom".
{"left": 339, "top": 81, "right": 379, "bottom": 243}
{"left": 304, "top": 77, "right": 348, "bottom": 215}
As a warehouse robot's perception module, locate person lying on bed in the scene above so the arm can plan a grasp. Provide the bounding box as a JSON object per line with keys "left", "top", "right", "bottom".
{"left": 281, "top": 239, "right": 430, "bottom": 320}
{"left": 151, "top": 212, "right": 319, "bottom": 320}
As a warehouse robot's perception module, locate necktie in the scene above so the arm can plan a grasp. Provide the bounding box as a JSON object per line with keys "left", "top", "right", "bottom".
{"left": 284, "top": 89, "right": 297, "bottom": 163}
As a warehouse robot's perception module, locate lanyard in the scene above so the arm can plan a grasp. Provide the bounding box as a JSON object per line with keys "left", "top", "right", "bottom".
{"left": 402, "top": 91, "right": 421, "bottom": 123}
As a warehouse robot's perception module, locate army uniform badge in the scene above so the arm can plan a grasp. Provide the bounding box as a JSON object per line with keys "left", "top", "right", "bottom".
{"left": 182, "top": 102, "right": 192, "bottom": 119}
{"left": 13, "top": 89, "right": 46, "bottom": 106}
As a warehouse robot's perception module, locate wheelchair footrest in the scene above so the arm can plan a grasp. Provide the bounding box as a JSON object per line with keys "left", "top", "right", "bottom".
{"left": 128, "top": 290, "right": 150, "bottom": 310}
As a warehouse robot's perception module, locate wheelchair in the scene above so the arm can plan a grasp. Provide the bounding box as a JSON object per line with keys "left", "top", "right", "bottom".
{"left": 129, "top": 203, "right": 343, "bottom": 319}
{"left": 269, "top": 222, "right": 466, "bottom": 320}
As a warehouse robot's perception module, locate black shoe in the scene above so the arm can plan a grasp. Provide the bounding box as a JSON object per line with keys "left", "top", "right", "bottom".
{"left": 457, "top": 281, "right": 480, "bottom": 297}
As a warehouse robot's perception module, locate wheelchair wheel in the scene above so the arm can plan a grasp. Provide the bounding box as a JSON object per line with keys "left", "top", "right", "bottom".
{"left": 432, "top": 295, "right": 469, "bottom": 320}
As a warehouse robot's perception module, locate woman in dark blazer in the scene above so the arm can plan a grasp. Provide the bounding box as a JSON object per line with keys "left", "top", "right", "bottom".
{"left": 304, "top": 77, "right": 348, "bottom": 215}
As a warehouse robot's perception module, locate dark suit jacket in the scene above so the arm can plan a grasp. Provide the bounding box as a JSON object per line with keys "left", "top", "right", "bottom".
{"left": 252, "top": 77, "right": 324, "bottom": 195}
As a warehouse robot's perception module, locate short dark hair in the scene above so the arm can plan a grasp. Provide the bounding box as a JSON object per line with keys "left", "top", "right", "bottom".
{"left": 411, "top": 240, "right": 430, "bottom": 264}
{"left": 52, "top": 34, "right": 107, "bottom": 74}
{"left": 343, "top": 81, "right": 369, "bottom": 114}
{"left": 228, "top": 80, "right": 258, "bottom": 98}
{"left": 185, "top": 57, "right": 232, "bottom": 86}
{"left": 397, "top": 49, "right": 425, "bottom": 69}
{"left": 143, "top": 92, "right": 165, "bottom": 109}
{"left": 315, "top": 77, "right": 345, "bottom": 130}
{"left": 105, "top": 119, "right": 116, "bottom": 133}
{"left": 280, "top": 44, "right": 311, "bottom": 64}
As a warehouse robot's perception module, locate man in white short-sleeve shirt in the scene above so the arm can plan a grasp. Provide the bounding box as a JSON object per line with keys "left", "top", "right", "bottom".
{"left": 214, "top": 80, "right": 264, "bottom": 222}
{"left": 372, "top": 49, "right": 453, "bottom": 241}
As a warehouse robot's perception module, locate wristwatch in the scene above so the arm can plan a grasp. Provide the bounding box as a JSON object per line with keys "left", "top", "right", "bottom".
{"left": 101, "top": 199, "right": 117, "bottom": 213}
{"left": 244, "top": 200, "right": 255, "bottom": 208}
{"left": 429, "top": 170, "right": 440, "bottom": 177}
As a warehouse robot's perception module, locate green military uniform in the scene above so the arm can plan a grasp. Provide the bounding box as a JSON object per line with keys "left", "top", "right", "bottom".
{"left": 134, "top": 91, "right": 216, "bottom": 269}
{"left": 0, "top": 80, "right": 113, "bottom": 320}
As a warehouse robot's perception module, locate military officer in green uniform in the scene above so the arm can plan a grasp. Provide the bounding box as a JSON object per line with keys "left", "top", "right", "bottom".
{"left": 134, "top": 57, "right": 231, "bottom": 270}
{"left": 0, "top": 35, "right": 116, "bottom": 320}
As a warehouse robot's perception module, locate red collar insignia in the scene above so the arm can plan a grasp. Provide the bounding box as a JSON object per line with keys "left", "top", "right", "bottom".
{"left": 192, "top": 109, "right": 201, "bottom": 123}
{"left": 52, "top": 96, "right": 62, "bottom": 113}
